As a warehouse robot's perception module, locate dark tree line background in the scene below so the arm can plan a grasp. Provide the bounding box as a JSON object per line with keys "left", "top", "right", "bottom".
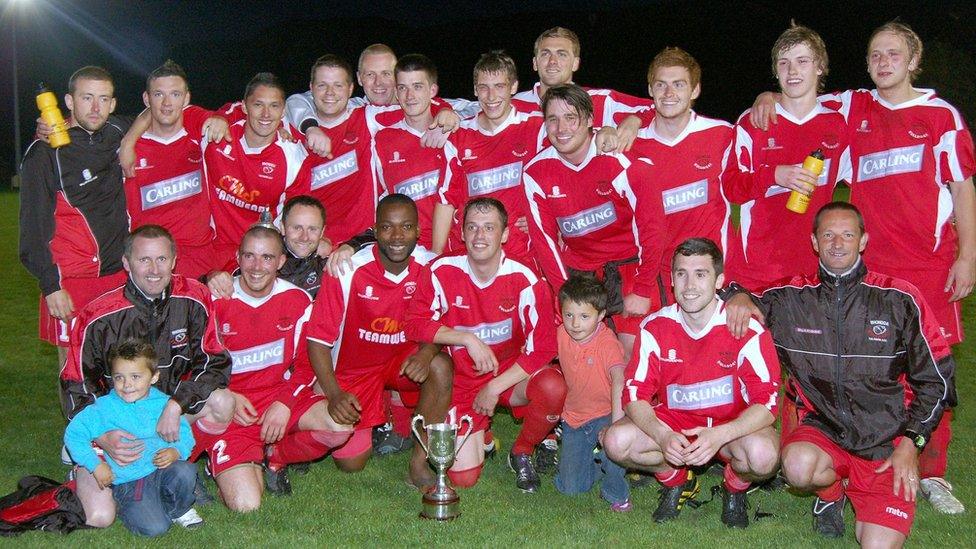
{"left": 1, "top": 0, "right": 974, "bottom": 187}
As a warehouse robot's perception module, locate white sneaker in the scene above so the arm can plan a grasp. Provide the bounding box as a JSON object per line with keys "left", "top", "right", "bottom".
{"left": 920, "top": 478, "right": 965, "bottom": 514}
{"left": 172, "top": 508, "right": 205, "bottom": 529}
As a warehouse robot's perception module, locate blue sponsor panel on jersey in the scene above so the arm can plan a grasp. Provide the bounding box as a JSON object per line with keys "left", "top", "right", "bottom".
{"left": 395, "top": 169, "right": 441, "bottom": 200}
{"left": 230, "top": 338, "right": 285, "bottom": 374}
{"left": 666, "top": 375, "right": 734, "bottom": 410}
{"left": 857, "top": 145, "right": 924, "bottom": 182}
{"left": 662, "top": 179, "right": 708, "bottom": 215}
{"left": 455, "top": 318, "right": 514, "bottom": 345}
{"left": 311, "top": 150, "right": 359, "bottom": 190}
{"left": 140, "top": 170, "right": 202, "bottom": 210}
{"left": 466, "top": 161, "right": 523, "bottom": 196}
{"left": 557, "top": 201, "right": 617, "bottom": 238}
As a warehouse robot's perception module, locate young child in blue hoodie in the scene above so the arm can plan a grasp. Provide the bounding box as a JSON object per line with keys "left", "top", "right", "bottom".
{"left": 64, "top": 338, "right": 201, "bottom": 537}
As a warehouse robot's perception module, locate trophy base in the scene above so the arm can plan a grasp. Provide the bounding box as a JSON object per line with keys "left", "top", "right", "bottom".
{"left": 420, "top": 490, "right": 461, "bottom": 521}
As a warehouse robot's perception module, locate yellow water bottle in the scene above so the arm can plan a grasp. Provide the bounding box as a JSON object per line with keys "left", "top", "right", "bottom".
{"left": 36, "top": 83, "right": 72, "bottom": 148}
{"left": 786, "top": 148, "right": 825, "bottom": 214}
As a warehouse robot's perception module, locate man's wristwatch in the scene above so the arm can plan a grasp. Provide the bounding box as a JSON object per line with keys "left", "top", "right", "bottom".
{"left": 903, "top": 430, "right": 926, "bottom": 451}
{"left": 717, "top": 282, "right": 748, "bottom": 302}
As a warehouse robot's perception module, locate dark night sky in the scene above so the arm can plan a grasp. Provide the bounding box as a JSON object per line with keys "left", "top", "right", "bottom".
{"left": 1, "top": 0, "right": 974, "bottom": 184}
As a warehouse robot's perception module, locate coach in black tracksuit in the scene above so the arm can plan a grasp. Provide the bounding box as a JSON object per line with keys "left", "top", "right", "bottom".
{"left": 725, "top": 202, "right": 954, "bottom": 546}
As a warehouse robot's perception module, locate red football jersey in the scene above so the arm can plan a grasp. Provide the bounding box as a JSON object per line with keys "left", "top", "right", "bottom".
{"left": 513, "top": 83, "right": 653, "bottom": 128}
{"left": 625, "top": 303, "right": 780, "bottom": 427}
{"left": 367, "top": 107, "right": 449, "bottom": 249}
{"left": 627, "top": 113, "right": 734, "bottom": 295}
{"left": 723, "top": 104, "right": 850, "bottom": 288}
{"left": 824, "top": 89, "right": 976, "bottom": 270}
{"left": 523, "top": 140, "right": 644, "bottom": 294}
{"left": 126, "top": 105, "right": 214, "bottom": 249}
{"left": 202, "top": 120, "right": 310, "bottom": 254}
{"left": 213, "top": 278, "right": 315, "bottom": 410}
{"left": 442, "top": 108, "right": 546, "bottom": 259}
{"left": 404, "top": 253, "right": 557, "bottom": 398}
{"left": 285, "top": 106, "right": 377, "bottom": 245}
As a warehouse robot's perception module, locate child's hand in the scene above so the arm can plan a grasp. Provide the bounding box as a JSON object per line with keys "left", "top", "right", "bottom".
{"left": 153, "top": 447, "right": 180, "bottom": 468}
{"left": 93, "top": 463, "right": 114, "bottom": 489}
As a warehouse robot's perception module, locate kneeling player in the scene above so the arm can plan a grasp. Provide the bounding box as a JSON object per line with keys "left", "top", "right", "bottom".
{"left": 405, "top": 198, "right": 562, "bottom": 493}
{"left": 603, "top": 238, "right": 780, "bottom": 527}
{"left": 198, "top": 226, "right": 352, "bottom": 512}
{"left": 306, "top": 194, "right": 453, "bottom": 489}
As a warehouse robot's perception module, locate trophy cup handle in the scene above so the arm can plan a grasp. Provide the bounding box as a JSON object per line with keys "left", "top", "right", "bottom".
{"left": 454, "top": 415, "right": 474, "bottom": 458}
{"left": 411, "top": 414, "right": 430, "bottom": 456}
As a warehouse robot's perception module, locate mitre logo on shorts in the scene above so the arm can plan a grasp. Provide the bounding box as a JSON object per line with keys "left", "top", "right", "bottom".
{"left": 457, "top": 318, "right": 513, "bottom": 345}
{"left": 857, "top": 145, "right": 924, "bottom": 182}
{"left": 467, "top": 162, "right": 522, "bottom": 196}
{"left": 357, "top": 285, "right": 379, "bottom": 300}
{"left": 885, "top": 506, "right": 908, "bottom": 520}
{"left": 662, "top": 179, "right": 708, "bottom": 215}
{"left": 764, "top": 160, "right": 831, "bottom": 197}
{"left": 867, "top": 319, "right": 890, "bottom": 342}
{"left": 311, "top": 150, "right": 359, "bottom": 190}
{"left": 140, "top": 170, "right": 202, "bottom": 210}
{"left": 394, "top": 169, "right": 440, "bottom": 200}
{"left": 229, "top": 339, "right": 285, "bottom": 374}
{"left": 557, "top": 202, "right": 617, "bottom": 238}
{"left": 666, "top": 375, "right": 734, "bottom": 410}
{"left": 169, "top": 328, "right": 189, "bottom": 348}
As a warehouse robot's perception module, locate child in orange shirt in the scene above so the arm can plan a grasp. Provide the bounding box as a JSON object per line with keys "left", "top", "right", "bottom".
{"left": 554, "top": 274, "right": 630, "bottom": 511}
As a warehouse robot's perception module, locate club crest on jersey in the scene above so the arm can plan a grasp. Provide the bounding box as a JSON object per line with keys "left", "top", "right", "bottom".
{"left": 453, "top": 295, "right": 470, "bottom": 309}
{"left": 548, "top": 186, "right": 566, "bottom": 198}
{"left": 404, "top": 281, "right": 417, "bottom": 297}
{"left": 762, "top": 137, "right": 783, "bottom": 151}
{"left": 80, "top": 168, "right": 97, "bottom": 186}
{"left": 498, "top": 296, "right": 517, "bottom": 313}
{"left": 358, "top": 285, "right": 379, "bottom": 300}
{"left": 276, "top": 318, "right": 295, "bottom": 332}
{"left": 594, "top": 181, "right": 613, "bottom": 197}
{"left": 867, "top": 319, "right": 890, "bottom": 342}
{"left": 511, "top": 147, "right": 528, "bottom": 158}
{"left": 462, "top": 148, "right": 477, "bottom": 161}
{"left": 856, "top": 119, "right": 871, "bottom": 133}
{"left": 693, "top": 155, "right": 713, "bottom": 170}
{"left": 389, "top": 151, "right": 406, "bottom": 164}
{"left": 821, "top": 134, "right": 841, "bottom": 150}
{"left": 169, "top": 328, "right": 188, "bottom": 348}
{"left": 660, "top": 349, "right": 683, "bottom": 363}
{"left": 717, "top": 350, "right": 736, "bottom": 369}
{"left": 305, "top": 271, "right": 318, "bottom": 286}
{"left": 343, "top": 131, "right": 359, "bottom": 145}
{"left": 908, "top": 123, "right": 929, "bottom": 140}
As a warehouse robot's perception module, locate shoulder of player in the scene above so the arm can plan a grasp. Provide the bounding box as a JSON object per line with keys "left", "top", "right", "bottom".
{"left": 690, "top": 113, "right": 734, "bottom": 134}
{"left": 270, "top": 278, "right": 313, "bottom": 304}
{"left": 170, "top": 275, "right": 218, "bottom": 308}
{"left": 860, "top": 270, "right": 927, "bottom": 308}
{"left": 639, "top": 304, "right": 681, "bottom": 332}
{"left": 74, "top": 286, "right": 132, "bottom": 327}
{"left": 411, "top": 244, "right": 437, "bottom": 266}
{"left": 498, "top": 256, "right": 543, "bottom": 286}
{"left": 523, "top": 145, "right": 562, "bottom": 171}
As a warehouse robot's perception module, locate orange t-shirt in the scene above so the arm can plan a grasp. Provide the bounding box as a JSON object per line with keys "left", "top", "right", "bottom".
{"left": 558, "top": 323, "right": 626, "bottom": 428}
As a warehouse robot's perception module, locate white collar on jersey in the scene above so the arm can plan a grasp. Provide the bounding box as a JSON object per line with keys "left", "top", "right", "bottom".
{"left": 774, "top": 102, "right": 831, "bottom": 126}
{"left": 870, "top": 87, "right": 935, "bottom": 110}
{"left": 142, "top": 127, "right": 189, "bottom": 145}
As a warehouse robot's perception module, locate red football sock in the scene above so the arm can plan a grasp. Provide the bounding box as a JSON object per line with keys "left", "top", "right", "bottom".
{"left": 268, "top": 430, "right": 350, "bottom": 469}
{"left": 655, "top": 468, "right": 688, "bottom": 488}
{"left": 390, "top": 401, "right": 414, "bottom": 438}
{"left": 919, "top": 408, "right": 951, "bottom": 479}
{"left": 447, "top": 465, "right": 483, "bottom": 488}
{"left": 723, "top": 463, "right": 751, "bottom": 493}
{"left": 512, "top": 369, "right": 567, "bottom": 455}
{"left": 816, "top": 479, "right": 844, "bottom": 502}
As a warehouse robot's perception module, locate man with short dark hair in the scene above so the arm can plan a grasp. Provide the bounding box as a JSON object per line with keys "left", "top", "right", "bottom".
{"left": 20, "top": 66, "right": 130, "bottom": 360}
{"left": 725, "top": 202, "right": 955, "bottom": 545}
{"left": 62, "top": 224, "right": 233, "bottom": 528}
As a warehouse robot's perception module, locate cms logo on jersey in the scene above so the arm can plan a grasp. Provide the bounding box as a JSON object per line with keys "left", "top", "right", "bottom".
{"left": 662, "top": 179, "right": 708, "bottom": 214}
{"left": 457, "top": 318, "right": 513, "bottom": 345}
{"left": 358, "top": 317, "right": 407, "bottom": 344}
{"left": 395, "top": 169, "right": 440, "bottom": 200}
{"left": 230, "top": 339, "right": 285, "bottom": 374}
{"left": 467, "top": 162, "right": 522, "bottom": 196}
{"left": 666, "top": 375, "right": 734, "bottom": 410}
{"left": 311, "top": 151, "right": 358, "bottom": 190}
{"left": 857, "top": 145, "right": 924, "bottom": 182}
{"left": 140, "top": 170, "right": 202, "bottom": 210}
{"left": 557, "top": 202, "right": 617, "bottom": 238}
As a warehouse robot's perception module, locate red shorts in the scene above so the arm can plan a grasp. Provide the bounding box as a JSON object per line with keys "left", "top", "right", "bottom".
{"left": 196, "top": 391, "right": 324, "bottom": 477}
{"left": 39, "top": 271, "right": 127, "bottom": 346}
{"left": 335, "top": 344, "right": 421, "bottom": 429}
{"left": 652, "top": 406, "right": 714, "bottom": 435}
{"left": 450, "top": 365, "right": 560, "bottom": 432}
{"left": 783, "top": 425, "right": 915, "bottom": 536}
{"left": 881, "top": 266, "right": 963, "bottom": 346}
{"left": 606, "top": 261, "right": 642, "bottom": 336}
{"left": 174, "top": 242, "right": 220, "bottom": 281}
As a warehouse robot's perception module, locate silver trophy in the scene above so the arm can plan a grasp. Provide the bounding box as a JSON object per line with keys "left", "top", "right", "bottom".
{"left": 412, "top": 413, "right": 473, "bottom": 520}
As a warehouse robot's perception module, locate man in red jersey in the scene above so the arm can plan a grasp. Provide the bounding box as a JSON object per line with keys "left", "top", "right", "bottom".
{"left": 62, "top": 225, "right": 234, "bottom": 528}
{"left": 751, "top": 22, "right": 973, "bottom": 514}
{"left": 203, "top": 73, "right": 311, "bottom": 268}
{"left": 405, "top": 198, "right": 562, "bottom": 493}
{"left": 625, "top": 48, "right": 735, "bottom": 312}
{"left": 306, "top": 194, "right": 453, "bottom": 489}
{"left": 604, "top": 238, "right": 780, "bottom": 529}
{"left": 722, "top": 24, "right": 849, "bottom": 290}
{"left": 122, "top": 60, "right": 228, "bottom": 280}
{"left": 197, "top": 226, "right": 352, "bottom": 511}
{"left": 433, "top": 51, "right": 546, "bottom": 260}
{"left": 523, "top": 84, "right": 662, "bottom": 360}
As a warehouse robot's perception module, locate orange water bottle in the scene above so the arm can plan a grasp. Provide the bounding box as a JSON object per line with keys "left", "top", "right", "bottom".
{"left": 785, "top": 148, "right": 825, "bottom": 214}
{"left": 36, "top": 84, "right": 72, "bottom": 148}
